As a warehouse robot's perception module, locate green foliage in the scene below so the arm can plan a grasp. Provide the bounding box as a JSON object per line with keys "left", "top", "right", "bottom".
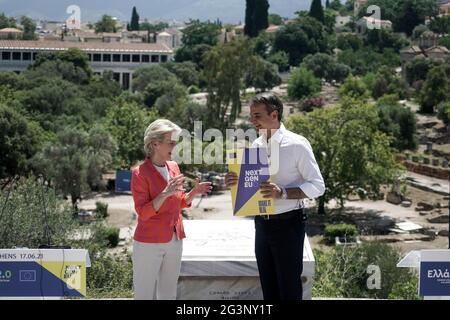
{"left": 437, "top": 101, "right": 450, "bottom": 125}
{"left": 301, "top": 53, "right": 351, "bottom": 83}
{"left": 365, "top": 29, "right": 410, "bottom": 53}
{"left": 268, "top": 13, "right": 284, "bottom": 25}
{"left": 313, "top": 242, "right": 421, "bottom": 299}
{"left": 32, "top": 126, "right": 117, "bottom": 205}
{"left": 0, "top": 177, "right": 76, "bottom": 248}
{"left": 86, "top": 247, "right": 133, "bottom": 298}
{"left": 0, "top": 104, "right": 43, "bottom": 179}
{"left": 175, "top": 44, "right": 213, "bottom": 69}
{"left": 95, "top": 201, "right": 109, "bottom": 219}
{"left": 245, "top": 0, "right": 270, "bottom": 37}
{"left": 419, "top": 66, "right": 449, "bottom": 113}
{"left": 324, "top": 224, "right": 358, "bottom": 243}
{"left": 336, "top": 34, "right": 363, "bottom": 51}
{"left": 95, "top": 15, "right": 117, "bottom": 33}
{"left": 337, "top": 48, "right": 401, "bottom": 76}
{"left": 288, "top": 67, "right": 322, "bottom": 101}
{"left": 377, "top": 96, "right": 418, "bottom": 151}
{"left": 267, "top": 51, "right": 290, "bottom": 72}
{"left": 130, "top": 6, "right": 140, "bottom": 31}
{"left": 180, "top": 20, "right": 221, "bottom": 47}
{"left": 339, "top": 75, "right": 370, "bottom": 100}
{"left": 412, "top": 24, "right": 429, "bottom": 40}
{"left": 438, "top": 36, "right": 450, "bottom": 50}
{"left": 429, "top": 15, "right": 450, "bottom": 34}
{"left": 0, "top": 12, "right": 17, "bottom": 29}
{"left": 273, "top": 16, "right": 329, "bottom": 66}
{"left": 404, "top": 57, "right": 437, "bottom": 86}
{"left": 161, "top": 61, "right": 200, "bottom": 87}
{"left": 20, "top": 16, "right": 37, "bottom": 40}
{"left": 244, "top": 57, "right": 281, "bottom": 92}
{"left": 104, "top": 98, "right": 159, "bottom": 168}
{"left": 204, "top": 38, "right": 256, "bottom": 130}
{"left": 309, "top": 0, "right": 325, "bottom": 23}
{"left": 371, "top": 67, "right": 408, "bottom": 100}
{"left": 286, "top": 99, "right": 400, "bottom": 214}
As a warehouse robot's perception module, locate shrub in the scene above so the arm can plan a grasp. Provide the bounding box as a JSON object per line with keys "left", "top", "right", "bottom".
{"left": 300, "top": 96, "right": 325, "bottom": 112}
{"left": 95, "top": 201, "right": 109, "bottom": 219}
{"left": 324, "top": 223, "right": 358, "bottom": 243}
{"left": 313, "top": 241, "right": 421, "bottom": 299}
{"left": 288, "top": 67, "right": 321, "bottom": 100}
{"left": 437, "top": 101, "right": 450, "bottom": 125}
{"left": 188, "top": 85, "right": 200, "bottom": 94}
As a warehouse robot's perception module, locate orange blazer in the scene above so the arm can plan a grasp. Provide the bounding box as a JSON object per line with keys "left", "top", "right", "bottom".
{"left": 131, "top": 159, "right": 189, "bottom": 243}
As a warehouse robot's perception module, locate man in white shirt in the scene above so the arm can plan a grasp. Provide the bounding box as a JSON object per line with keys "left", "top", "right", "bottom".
{"left": 225, "top": 93, "right": 325, "bottom": 300}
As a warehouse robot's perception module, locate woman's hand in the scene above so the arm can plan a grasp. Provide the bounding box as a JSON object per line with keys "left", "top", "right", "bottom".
{"left": 185, "top": 178, "right": 213, "bottom": 205}
{"left": 162, "top": 174, "right": 186, "bottom": 197}
{"left": 192, "top": 178, "right": 213, "bottom": 196}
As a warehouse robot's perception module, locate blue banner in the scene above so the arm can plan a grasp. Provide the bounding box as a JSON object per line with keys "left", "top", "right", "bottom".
{"left": 115, "top": 170, "right": 132, "bottom": 192}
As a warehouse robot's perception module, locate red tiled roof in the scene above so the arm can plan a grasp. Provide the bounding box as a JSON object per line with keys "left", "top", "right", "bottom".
{"left": 0, "top": 40, "right": 172, "bottom": 53}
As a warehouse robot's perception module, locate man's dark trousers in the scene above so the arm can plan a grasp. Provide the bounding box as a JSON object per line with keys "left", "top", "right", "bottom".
{"left": 254, "top": 208, "right": 306, "bottom": 300}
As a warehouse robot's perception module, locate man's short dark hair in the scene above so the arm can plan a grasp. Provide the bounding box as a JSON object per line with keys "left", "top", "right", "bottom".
{"left": 250, "top": 92, "right": 283, "bottom": 121}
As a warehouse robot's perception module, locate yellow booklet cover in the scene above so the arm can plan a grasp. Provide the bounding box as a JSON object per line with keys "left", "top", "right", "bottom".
{"left": 227, "top": 148, "right": 275, "bottom": 216}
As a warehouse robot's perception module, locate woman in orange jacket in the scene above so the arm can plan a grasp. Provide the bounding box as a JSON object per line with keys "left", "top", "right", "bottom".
{"left": 131, "top": 119, "right": 212, "bottom": 300}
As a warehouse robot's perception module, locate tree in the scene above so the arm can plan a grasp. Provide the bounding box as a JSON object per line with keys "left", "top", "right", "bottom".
{"left": 161, "top": 61, "right": 200, "bottom": 87}
{"left": 180, "top": 20, "right": 221, "bottom": 47}
{"left": 0, "top": 104, "right": 42, "bottom": 179}
{"left": 57, "top": 48, "right": 92, "bottom": 79}
{"left": 268, "top": 13, "right": 283, "bottom": 25}
{"left": 397, "top": 0, "right": 422, "bottom": 36}
{"left": 104, "top": 98, "right": 159, "bottom": 168}
{"left": 301, "top": 53, "right": 351, "bottom": 83}
{"left": 20, "top": 16, "right": 37, "bottom": 40}
{"left": 429, "top": 16, "right": 450, "bottom": 34}
{"left": 203, "top": 38, "right": 255, "bottom": 130}
{"left": 419, "top": 66, "right": 449, "bottom": 114}
{"left": 339, "top": 75, "right": 369, "bottom": 100}
{"left": 286, "top": 98, "right": 400, "bottom": 214}
{"left": 337, "top": 34, "right": 363, "bottom": 51}
{"left": 267, "top": 51, "right": 290, "bottom": 72}
{"left": 95, "top": 15, "right": 117, "bottom": 33}
{"left": 130, "top": 6, "right": 140, "bottom": 31}
{"left": 273, "top": 16, "right": 329, "bottom": 66}
{"left": 245, "top": 0, "right": 270, "bottom": 38}
{"left": 132, "top": 65, "right": 182, "bottom": 107}
{"left": 377, "top": 95, "right": 417, "bottom": 151}
{"left": 244, "top": 57, "right": 281, "bottom": 92}
{"left": 0, "top": 12, "right": 17, "bottom": 29}
{"left": 33, "top": 126, "right": 116, "bottom": 206}
{"left": 0, "top": 177, "right": 76, "bottom": 248}
{"left": 371, "top": 67, "right": 407, "bottom": 99}
{"left": 309, "top": 0, "right": 325, "bottom": 23}
{"left": 287, "top": 67, "right": 322, "bottom": 100}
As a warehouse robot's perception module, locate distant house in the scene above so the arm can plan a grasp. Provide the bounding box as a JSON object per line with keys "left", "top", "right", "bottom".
{"left": 425, "top": 45, "right": 450, "bottom": 60}
{"left": 0, "top": 28, "right": 23, "bottom": 40}
{"left": 335, "top": 15, "right": 351, "bottom": 31}
{"left": 400, "top": 46, "right": 426, "bottom": 63}
{"left": 439, "top": 0, "right": 450, "bottom": 16}
{"left": 265, "top": 25, "right": 280, "bottom": 34}
{"left": 356, "top": 16, "right": 392, "bottom": 34}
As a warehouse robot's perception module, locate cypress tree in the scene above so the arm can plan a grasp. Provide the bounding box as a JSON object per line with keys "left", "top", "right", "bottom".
{"left": 309, "top": 0, "right": 325, "bottom": 24}
{"left": 245, "top": 0, "right": 269, "bottom": 38}
{"left": 244, "top": 0, "right": 256, "bottom": 37}
{"left": 130, "top": 6, "right": 140, "bottom": 31}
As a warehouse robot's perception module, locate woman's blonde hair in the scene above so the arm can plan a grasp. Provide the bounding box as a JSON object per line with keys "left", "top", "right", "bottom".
{"left": 143, "top": 119, "right": 182, "bottom": 157}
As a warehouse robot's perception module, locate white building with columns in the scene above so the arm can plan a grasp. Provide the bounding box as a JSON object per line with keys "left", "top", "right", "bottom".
{"left": 0, "top": 40, "right": 173, "bottom": 90}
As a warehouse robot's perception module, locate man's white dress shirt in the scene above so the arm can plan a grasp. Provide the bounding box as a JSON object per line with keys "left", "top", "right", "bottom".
{"left": 251, "top": 123, "right": 325, "bottom": 215}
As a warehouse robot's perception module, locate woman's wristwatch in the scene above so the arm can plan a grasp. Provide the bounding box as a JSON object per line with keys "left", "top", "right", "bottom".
{"left": 280, "top": 186, "right": 287, "bottom": 200}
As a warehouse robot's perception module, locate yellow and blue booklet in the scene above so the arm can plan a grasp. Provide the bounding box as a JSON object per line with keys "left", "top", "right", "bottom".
{"left": 227, "top": 148, "right": 275, "bottom": 216}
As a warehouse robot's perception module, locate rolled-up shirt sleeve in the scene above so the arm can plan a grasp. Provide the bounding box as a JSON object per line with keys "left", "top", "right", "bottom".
{"left": 131, "top": 169, "right": 158, "bottom": 221}
{"left": 296, "top": 140, "right": 325, "bottom": 199}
